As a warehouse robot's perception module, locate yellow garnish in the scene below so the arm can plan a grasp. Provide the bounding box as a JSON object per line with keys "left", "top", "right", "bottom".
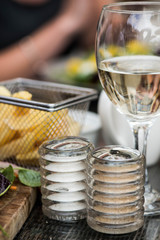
{"left": 66, "top": 58, "right": 82, "bottom": 75}
{"left": 126, "top": 40, "right": 150, "bottom": 55}
{"left": 107, "top": 45, "right": 125, "bottom": 57}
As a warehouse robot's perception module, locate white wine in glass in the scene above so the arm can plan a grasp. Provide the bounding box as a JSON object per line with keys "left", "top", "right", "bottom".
{"left": 96, "top": 2, "right": 160, "bottom": 215}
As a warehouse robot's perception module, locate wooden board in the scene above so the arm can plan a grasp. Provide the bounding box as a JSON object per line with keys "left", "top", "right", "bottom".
{"left": 0, "top": 179, "right": 37, "bottom": 240}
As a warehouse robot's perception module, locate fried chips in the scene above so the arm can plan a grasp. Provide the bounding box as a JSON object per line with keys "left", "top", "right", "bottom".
{"left": 0, "top": 87, "right": 80, "bottom": 166}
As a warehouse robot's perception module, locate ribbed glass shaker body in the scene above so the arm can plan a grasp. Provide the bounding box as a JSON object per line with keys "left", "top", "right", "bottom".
{"left": 86, "top": 145, "right": 145, "bottom": 234}
{"left": 38, "top": 136, "right": 93, "bottom": 222}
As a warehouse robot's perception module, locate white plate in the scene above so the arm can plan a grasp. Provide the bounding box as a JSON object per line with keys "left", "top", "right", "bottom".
{"left": 80, "top": 111, "right": 101, "bottom": 147}
{"left": 98, "top": 90, "right": 160, "bottom": 166}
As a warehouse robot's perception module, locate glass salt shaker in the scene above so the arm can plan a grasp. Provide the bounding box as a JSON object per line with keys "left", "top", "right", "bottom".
{"left": 38, "top": 136, "right": 93, "bottom": 222}
{"left": 86, "top": 145, "right": 145, "bottom": 234}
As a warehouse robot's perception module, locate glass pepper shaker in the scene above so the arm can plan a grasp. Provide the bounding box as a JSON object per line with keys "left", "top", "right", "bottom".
{"left": 38, "top": 136, "right": 93, "bottom": 222}
{"left": 86, "top": 145, "right": 145, "bottom": 234}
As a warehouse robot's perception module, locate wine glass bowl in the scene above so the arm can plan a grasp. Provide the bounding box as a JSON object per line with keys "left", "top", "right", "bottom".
{"left": 96, "top": 1, "right": 160, "bottom": 215}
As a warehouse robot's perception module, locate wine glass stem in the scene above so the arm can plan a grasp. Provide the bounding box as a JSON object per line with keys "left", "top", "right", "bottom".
{"left": 129, "top": 121, "right": 153, "bottom": 186}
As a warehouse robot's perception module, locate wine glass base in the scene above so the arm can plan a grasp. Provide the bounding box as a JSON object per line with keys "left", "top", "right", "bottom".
{"left": 144, "top": 187, "right": 160, "bottom": 216}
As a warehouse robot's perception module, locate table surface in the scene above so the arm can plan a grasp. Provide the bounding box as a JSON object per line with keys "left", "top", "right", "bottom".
{"left": 14, "top": 128, "right": 160, "bottom": 240}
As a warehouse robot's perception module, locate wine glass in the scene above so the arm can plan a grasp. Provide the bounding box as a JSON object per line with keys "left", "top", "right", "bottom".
{"left": 96, "top": 1, "right": 160, "bottom": 216}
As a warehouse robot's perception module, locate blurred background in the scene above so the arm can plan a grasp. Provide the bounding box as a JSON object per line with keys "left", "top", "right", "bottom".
{"left": 0, "top": 0, "right": 111, "bottom": 88}
{"left": 0, "top": 0, "right": 156, "bottom": 88}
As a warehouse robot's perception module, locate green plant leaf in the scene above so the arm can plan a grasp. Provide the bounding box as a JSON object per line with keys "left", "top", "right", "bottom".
{"left": 1, "top": 165, "right": 14, "bottom": 183}
{"left": 18, "top": 169, "right": 41, "bottom": 187}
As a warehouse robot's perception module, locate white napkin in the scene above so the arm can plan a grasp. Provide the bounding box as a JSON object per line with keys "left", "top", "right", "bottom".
{"left": 98, "top": 90, "right": 160, "bottom": 166}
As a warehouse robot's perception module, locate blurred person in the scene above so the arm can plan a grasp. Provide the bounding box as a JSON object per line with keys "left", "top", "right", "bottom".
{"left": 0, "top": 0, "right": 113, "bottom": 81}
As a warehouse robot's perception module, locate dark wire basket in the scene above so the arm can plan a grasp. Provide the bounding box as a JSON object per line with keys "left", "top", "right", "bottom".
{"left": 0, "top": 78, "right": 97, "bottom": 167}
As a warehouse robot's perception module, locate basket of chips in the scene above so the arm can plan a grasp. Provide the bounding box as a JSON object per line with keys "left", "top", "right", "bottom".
{"left": 0, "top": 78, "right": 97, "bottom": 167}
